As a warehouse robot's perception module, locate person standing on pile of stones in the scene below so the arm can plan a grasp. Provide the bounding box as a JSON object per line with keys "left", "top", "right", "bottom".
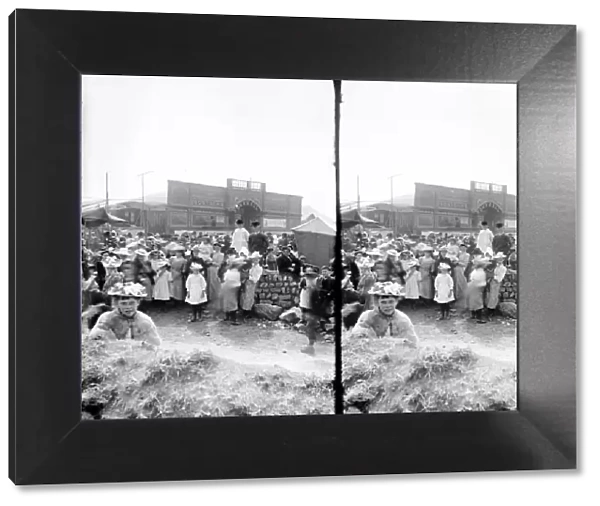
{"left": 276, "top": 245, "right": 296, "bottom": 275}
{"left": 492, "top": 223, "right": 512, "bottom": 257}
{"left": 248, "top": 220, "right": 269, "bottom": 257}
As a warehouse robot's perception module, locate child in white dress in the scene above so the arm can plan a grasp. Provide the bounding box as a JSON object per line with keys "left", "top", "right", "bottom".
{"left": 185, "top": 263, "right": 207, "bottom": 322}
{"left": 434, "top": 263, "right": 455, "bottom": 320}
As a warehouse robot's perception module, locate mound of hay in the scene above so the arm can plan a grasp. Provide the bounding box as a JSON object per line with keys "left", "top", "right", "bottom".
{"left": 342, "top": 334, "right": 515, "bottom": 414}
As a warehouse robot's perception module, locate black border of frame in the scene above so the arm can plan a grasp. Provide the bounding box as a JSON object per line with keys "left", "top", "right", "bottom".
{"left": 9, "top": 9, "right": 576, "bottom": 485}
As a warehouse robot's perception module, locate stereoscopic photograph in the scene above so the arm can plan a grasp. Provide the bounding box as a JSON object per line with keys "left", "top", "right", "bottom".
{"left": 338, "top": 81, "right": 518, "bottom": 414}
{"left": 81, "top": 77, "right": 337, "bottom": 418}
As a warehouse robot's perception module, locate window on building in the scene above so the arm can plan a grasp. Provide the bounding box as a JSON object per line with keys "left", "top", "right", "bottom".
{"left": 232, "top": 179, "right": 246, "bottom": 189}
{"left": 474, "top": 182, "right": 489, "bottom": 191}
{"left": 460, "top": 216, "right": 470, "bottom": 226}
{"left": 491, "top": 184, "right": 503, "bottom": 193}
{"left": 249, "top": 181, "right": 261, "bottom": 191}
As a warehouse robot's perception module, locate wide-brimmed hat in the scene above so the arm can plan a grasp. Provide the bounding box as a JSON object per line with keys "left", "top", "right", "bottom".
{"left": 493, "top": 252, "right": 507, "bottom": 260}
{"left": 368, "top": 281, "right": 405, "bottom": 297}
{"left": 304, "top": 266, "right": 320, "bottom": 277}
{"left": 107, "top": 282, "right": 147, "bottom": 298}
{"left": 438, "top": 263, "right": 451, "bottom": 271}
{"left": 386, "top": 250, "right": 399, "bottom": 258}
{"left": 134, "top": 248, "right": 148, "bottom": 257}
{"left": 473, "top": 258, "right": 492, "bottom": 268}
{"left": 366, "top": 249, "right": 383, "bottom": 257}
{"left": 153, "top": 259, "right": 169, "bottom": 269}
{"left": 249, "top": 251, "right": 261, "bottom": 260}
{"left": 189, "top": 262, "right": 204, "bottom": 271}
{"left": 102, "top": 256, "right": 122, "bottom": 269}
{"left": 422, "top": 246, "right": 434, "bottom": 252}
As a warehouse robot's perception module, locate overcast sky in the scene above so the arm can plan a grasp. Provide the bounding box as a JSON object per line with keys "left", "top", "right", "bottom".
{"left": 83, "top": 77, "right": 515, "bottom": 217}
{"left": 339, "top": 81, "right": 516, "bottom": 207}
{"left": 82, "top": 76, "right": 336, "bottom": 217}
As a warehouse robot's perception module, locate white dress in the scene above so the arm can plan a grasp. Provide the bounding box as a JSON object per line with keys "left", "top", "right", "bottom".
{"left": 434, "top": 273, "right": 455, "bottom": 303}
{"left": 401, "top": 260, "right": 421, "bottom": 300}
{"left": 232, "top": 228, "right": 249, "bottom": 253}
{"left": 186, "top": 273, "right": 207, "bottom": 305}
{"left": 151, "top": 262, "right": 172, "bottom": 301}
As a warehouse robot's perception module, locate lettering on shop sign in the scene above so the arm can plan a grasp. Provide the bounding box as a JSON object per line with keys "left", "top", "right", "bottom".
{"left": 190, "top": 198, "right": 224, "bottom": 207}
{"left": 438, "top": 200, "right": 467, "bottom": 210}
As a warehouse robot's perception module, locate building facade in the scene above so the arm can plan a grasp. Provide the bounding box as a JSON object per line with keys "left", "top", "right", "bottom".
{"left": 362, "top": 181, "right": 517, "bottom": 235}
{"left": 165, "top": 179, "right": 303, "bottom": 233}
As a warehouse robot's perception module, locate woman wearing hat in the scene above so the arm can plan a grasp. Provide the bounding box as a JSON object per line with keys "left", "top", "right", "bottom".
{"left": 357, "top": 258, "right": 377, "bottom": 310}
{"left": 220, "top": 257, "right": 245, "bottom": 324}
{"left": 151, "top": 254, "right": 171, "bottom": 304}
{"left": 168, "top": 246, "right": 186, "bottom": 303}
{"left": 239, "top": 252, "right": 263, "bottom": 319}
{"left": 350, "top": 282, "right": 419, "bottom": 347}
{"left": 89, "top": 282, "right": 161, "bottom": 347}
{"left": 400, "top": 252, "right": 421, "bottom": 309}
{"left": 466, "top": 257, "right": 490, "bottom": 323}
{"left": 453, "top": 243, "right": 471, "bottom": 309}
{"left": 205, "top": 243, "right": 224, "bottom": 311}
{"left": 418, "top": 246, "right": 435, "bottom": 303}
{"left": 101, "top": 256, "right": 125, "bottom": 295}
{"left": 485, "top": 253, "right": 508, "bottom": 317}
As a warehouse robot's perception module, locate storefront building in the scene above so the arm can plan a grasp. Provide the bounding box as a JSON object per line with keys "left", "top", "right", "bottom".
{"left": 165, "top": 179, "right": 303, "bottom": 233}
{"left": 363, "top": 181, "right": 517, "bottom": 235}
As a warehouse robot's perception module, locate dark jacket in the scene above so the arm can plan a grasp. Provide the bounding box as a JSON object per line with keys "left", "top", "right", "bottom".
{"left": 276, "top": 254, "right": 295, "bottom": 274}
{"left": 248, "top": 232, "right": 270, "bottom": 255}
{"left": 492, "top": 233, "right": 512, "bottom": 256}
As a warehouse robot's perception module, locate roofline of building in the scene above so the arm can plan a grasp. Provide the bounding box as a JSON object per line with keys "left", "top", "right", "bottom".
{"left": 167, "top": 179, "right": 304, "bottom": 199}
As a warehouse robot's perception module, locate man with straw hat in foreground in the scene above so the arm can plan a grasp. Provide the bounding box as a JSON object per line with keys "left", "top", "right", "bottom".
{"left": 350, "top": 282, "right": 419, "bottom": 348}
{"left": 89, "top": 282, "right": 161, "bottom": 347}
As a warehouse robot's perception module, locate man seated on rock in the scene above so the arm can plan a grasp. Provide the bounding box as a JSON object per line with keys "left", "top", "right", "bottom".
{"left": 350, "top": 282, "right": 419, "bottom": 348}
{"left": 89, "top": 282, "right": 162, "bottom": 348}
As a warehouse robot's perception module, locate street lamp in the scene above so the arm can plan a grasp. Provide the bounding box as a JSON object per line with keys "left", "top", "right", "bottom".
{"left": 137, "top": 171, "right": 154, "bottom": 236}
{"left": 387, "top": 173, "right": 402, "bottom": 235}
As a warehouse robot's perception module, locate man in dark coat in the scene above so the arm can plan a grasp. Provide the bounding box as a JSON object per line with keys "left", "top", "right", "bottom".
{"left": 276, "top": 246, "right": 296, "bottom": 274}
{"left": 248, "top": 221, "right": 269, "bottom": 255}
{"left": 492, "top": 223, "right": 512, "bottom": 256}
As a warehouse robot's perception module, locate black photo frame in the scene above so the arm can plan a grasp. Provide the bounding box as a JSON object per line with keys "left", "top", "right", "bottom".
{"left": 9, "top": 9, "right": 576, "bottom": 485}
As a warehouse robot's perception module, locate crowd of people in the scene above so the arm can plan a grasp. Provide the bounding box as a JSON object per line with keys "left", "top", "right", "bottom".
{"left": 82, "top": 218, "right": 336, "bottom": 355}
{"left": 82, "top": 216, "right": 517, "bottom": 353}
{"left": 340, "top": 221, "right": 517, "bottom": 325}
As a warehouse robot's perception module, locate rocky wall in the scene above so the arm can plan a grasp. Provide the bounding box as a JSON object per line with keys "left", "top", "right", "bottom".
{"left": 255, "top": 273, "right": 301, "bottom": 310}
{"left": 499, "top": 271, "right": 517, "bottom": 302}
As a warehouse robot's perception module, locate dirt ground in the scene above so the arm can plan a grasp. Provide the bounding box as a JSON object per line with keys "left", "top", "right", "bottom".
{"left": 144, "top": 305, "right": 335, "bottom": 377}
{"left": 398, "top": 303, "right": 517, "bottom": 364}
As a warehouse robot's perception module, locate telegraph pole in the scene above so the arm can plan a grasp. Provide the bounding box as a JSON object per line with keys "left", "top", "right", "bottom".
{"left": 105, "top": 172, "right": 109, "bottom": 209}
{"left": 137, "top": 171, "right": 154, "bottom": 236}
{"left": 388, "top": 173, "right": 402, "bottom": 236}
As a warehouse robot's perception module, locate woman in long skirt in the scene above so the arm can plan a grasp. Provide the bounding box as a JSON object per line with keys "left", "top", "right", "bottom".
{"left": 485, "top": 253, "right": 508, "bottom": 318}
{"left": 453, "top": 244, "right": 470, "bottom": 309}
{"left": 240, "top": 254, "right": 263, "bottom": 318}
{"left": 467, "top": 258, "right": 489, "bottom": 323}
{"left": 220, "top": 261, "right": 244, "bottom": 324}
{"left": 401, "top": 255, "right": 421, "bottom": 309}
{"left": 418, "top": 248, "right": 435, "bottom": 303}
{"left": 151, "top": 259, "right": 172, "bottom": 304}
{"left": 169, "top": 249, "right": 186, "bottom": 303}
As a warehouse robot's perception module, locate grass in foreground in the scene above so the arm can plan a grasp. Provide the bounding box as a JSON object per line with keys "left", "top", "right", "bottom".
{"left": 82, "top": 338, "right": 334, "bottom": 419}
{"left": 342, "top": 335, "right": 516, "bottom": 414}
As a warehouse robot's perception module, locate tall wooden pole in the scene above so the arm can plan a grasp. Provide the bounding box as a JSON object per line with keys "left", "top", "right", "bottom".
{"left": 105, "top": 172, "right": 109, "bottom": 209}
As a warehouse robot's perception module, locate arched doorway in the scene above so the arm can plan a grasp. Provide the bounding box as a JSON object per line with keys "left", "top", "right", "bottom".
{"left": 234, "top": 199, "right": 262, "bottom": 228}
{"left": 478, "top": 201, "right": 504, "bottom": 227}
